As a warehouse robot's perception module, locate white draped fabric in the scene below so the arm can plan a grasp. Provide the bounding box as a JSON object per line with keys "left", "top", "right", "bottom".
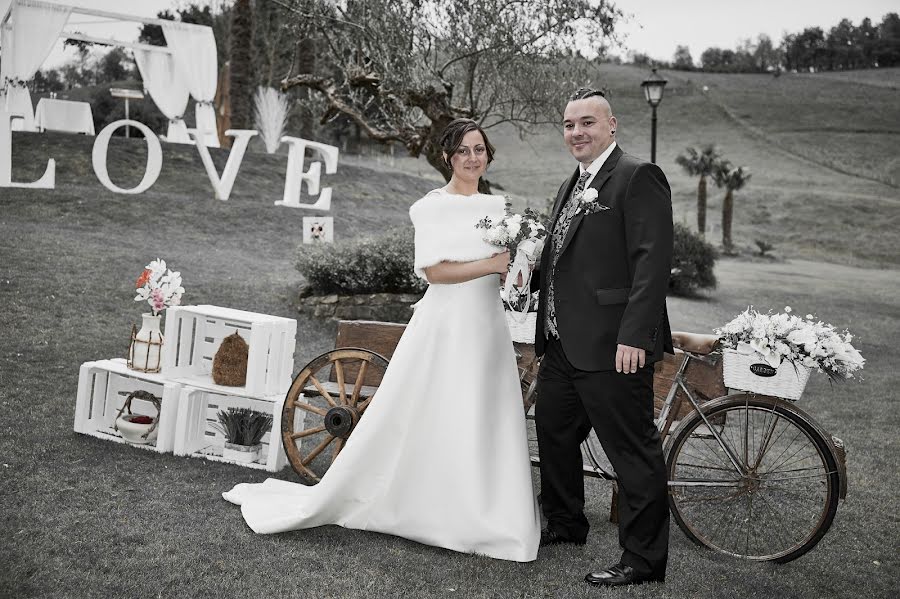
{"left": 34, "top": 98, "right": 94, "bottom": 134}
{"left": 133, "top": 48, "right": 191, "bottom": 144}
{"left": 162, "top": 22, "right": 219, "bottom": 147}
{"left": 0, "top": 0, "right": 72, "bottom": 131}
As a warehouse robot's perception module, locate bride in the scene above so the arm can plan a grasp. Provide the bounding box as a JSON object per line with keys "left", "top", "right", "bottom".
{"left": 223, "top": 118, "right": 540, "bottom": 562}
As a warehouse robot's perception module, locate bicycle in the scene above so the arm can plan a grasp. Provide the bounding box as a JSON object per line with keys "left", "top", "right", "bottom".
{"left": 520, "top": 331, "right": 847, "bottom": 563}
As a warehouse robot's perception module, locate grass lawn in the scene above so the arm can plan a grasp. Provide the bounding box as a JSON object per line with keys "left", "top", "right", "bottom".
{"left": 1, "top": 97, "right": 899, "bottom": 598}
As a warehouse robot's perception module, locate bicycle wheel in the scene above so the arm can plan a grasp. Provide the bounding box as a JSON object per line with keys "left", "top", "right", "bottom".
{"left": 665, "top": 393, "right": 840, "bottom": 563}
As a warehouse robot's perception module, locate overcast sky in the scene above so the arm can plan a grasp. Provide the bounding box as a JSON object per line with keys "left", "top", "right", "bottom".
{"left": 23, "top": 0, "right": 900, "bottom": 67}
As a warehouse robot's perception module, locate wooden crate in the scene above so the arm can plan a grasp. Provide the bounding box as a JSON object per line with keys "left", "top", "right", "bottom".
{"left": 73, "top": 359, "right": 181, "bottom": 453}
{"left": 172, "top": 386, "right": 292, "bottom": 472}
{"left": 653, "top": 350, "right": 726, "bottom": 419}
{"left": 161, "top": 305, "right": 297, "bottom": 399}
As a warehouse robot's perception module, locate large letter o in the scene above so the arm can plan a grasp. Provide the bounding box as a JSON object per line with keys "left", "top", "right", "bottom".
{"left": 92, "top": 119, "right": 162, "bottom": 194}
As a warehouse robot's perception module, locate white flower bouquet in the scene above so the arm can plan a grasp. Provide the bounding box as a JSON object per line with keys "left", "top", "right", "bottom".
{"left": 476, "top": 205, "right": 547, "bottom": 265}
{"left": 476, "top": 204, "right": 547, "bottom": 316}
{"left": 715, "top": 306, "right": 865, "bottom": 385}
{"left": 134, "top": 258, "right": 185, "bottom": 316}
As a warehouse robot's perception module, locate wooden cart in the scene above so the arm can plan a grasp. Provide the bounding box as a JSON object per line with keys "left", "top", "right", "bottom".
{"left": 279, "top": 320, "right": 724, "bottom": 484}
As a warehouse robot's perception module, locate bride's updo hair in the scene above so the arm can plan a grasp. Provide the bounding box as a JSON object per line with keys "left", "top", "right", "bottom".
{"left": 439, "top": 118, "right": 495, "bottom": 170}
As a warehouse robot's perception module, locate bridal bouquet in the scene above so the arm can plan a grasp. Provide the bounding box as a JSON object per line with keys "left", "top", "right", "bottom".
{"left": 715, "top": 306, "right": 865, "bottom": 382}
{"left": 134, "top": 258, "right": 185, "bottom": 316}
{"left": 476, "top": 204, "right": 547, "bottom": 314}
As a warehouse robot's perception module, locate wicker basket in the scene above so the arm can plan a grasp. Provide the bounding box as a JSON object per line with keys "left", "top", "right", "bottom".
{"left": 722, "top": 348, "right": 811, "bottom": 400}
{"left": 506, "top": 311, "right": 537, "bottom": 344}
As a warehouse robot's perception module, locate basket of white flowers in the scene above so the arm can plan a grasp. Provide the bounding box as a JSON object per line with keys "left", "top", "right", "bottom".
{"left": 715, "top": 306, "right": 865, "bottom": 400}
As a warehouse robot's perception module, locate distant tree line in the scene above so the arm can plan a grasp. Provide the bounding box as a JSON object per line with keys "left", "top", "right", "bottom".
{"left": 665, "top": 13, "right": 900, "bottom": 73}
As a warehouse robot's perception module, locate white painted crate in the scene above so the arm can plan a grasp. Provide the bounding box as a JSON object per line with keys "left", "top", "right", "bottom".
{"left": 73, "top": 359, "right": 181, "bottom": 453}
{"left": 161, "top": 305, "right": 297, "bottom": 399}
{"left": 173, "top": 386, "right": 293, "bottom": 472}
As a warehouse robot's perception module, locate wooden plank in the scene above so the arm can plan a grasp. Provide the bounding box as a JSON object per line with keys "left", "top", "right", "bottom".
{"left": 333, "top": 320, "right": 406, "bottom": 360}
{"left": 331, "top": 320, "right": 406, "bottom": 386}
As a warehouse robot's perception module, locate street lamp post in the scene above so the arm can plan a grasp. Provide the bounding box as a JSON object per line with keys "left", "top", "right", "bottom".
{"left": 640, "top": 67, "right": 668, "bottom": 163}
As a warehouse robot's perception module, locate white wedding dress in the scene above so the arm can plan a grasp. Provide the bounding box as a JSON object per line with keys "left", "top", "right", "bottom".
{"left": 223, "top": 189, "right": 540, "bottom": 562}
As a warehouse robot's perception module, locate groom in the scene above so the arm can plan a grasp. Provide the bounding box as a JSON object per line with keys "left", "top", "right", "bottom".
{"left": 533, "top": 88, "right": 674, "bottom": 587}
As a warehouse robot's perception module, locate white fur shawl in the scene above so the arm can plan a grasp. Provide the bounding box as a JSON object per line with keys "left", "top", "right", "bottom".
{"left": 409, "top": 189, "right": 506, "bottom": 280}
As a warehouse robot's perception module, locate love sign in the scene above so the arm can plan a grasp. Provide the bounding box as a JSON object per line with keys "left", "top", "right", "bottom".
{"left": 1, "top": 110, "right": 338, "bottom": 210}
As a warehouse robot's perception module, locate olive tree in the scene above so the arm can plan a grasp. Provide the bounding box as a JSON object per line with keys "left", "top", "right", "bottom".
{"left": 272, "top": 0, "right": 621, "bottom": 190}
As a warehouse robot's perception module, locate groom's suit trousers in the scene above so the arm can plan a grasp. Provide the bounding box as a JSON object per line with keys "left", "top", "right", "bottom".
{"left": 536, "top": 336, "right": 669, "bottom": 578}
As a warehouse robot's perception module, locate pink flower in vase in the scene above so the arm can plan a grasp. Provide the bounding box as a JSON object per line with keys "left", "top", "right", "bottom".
{"left": 150, "top": 288, "right": 166, "bottom": 314}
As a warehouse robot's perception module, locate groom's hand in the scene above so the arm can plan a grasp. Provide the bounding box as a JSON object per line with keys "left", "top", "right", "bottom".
{"left": 616, "top": 344, "right": 646, "bottom": 374}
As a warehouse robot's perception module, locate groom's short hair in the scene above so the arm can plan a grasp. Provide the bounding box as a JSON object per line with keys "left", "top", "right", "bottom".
{"left": 569, "top": 87, "right": 607, "bottom": 102}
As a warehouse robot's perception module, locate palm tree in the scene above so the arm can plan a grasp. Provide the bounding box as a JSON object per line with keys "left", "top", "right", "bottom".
{"left": 675, "top": 145, "right": 721, "bottom": 239}
{"left": 713, "top": 161, "right": 752, "bottom": 254}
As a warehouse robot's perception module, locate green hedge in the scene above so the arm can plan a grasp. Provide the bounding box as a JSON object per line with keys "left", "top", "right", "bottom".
{"left": 670, "top": 222, "right": 717, "bottom": 296}
{"left": 296, "top": 228, "right": 427, "bottom": 295}
{"left": 298, "top": 223, "right": 715, "bottom": 297}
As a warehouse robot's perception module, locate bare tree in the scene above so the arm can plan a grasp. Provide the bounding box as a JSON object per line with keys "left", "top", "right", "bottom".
{"left": 272, "top": 0, "right": 621, "bottom": 190}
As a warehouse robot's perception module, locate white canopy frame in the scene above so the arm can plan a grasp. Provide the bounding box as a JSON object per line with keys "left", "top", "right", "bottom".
{"left": 0, "top": 0, "right": 218, "bottom": 144}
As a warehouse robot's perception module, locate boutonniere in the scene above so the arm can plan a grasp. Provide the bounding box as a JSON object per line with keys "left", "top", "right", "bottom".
{"left": 576, "top": 187, "right": 609, "bottom": 213}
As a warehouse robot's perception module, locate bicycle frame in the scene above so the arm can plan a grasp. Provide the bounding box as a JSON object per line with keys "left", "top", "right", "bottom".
{"left": 582, "top": 351, "right": 747, "bottom": 484}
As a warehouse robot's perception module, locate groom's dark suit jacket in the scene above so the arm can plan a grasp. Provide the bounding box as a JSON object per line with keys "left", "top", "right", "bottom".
{"left": 534, "top": 145, "right": 674, "bottom": 371}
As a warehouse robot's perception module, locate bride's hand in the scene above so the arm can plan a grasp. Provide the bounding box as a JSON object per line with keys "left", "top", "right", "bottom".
{"left": 488, "top": 250, "right": 511, "bottom": 274}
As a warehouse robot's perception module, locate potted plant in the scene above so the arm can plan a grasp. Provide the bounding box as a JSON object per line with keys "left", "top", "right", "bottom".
{"left": 715, "top": 306, "right": 865, "bottom": 400}
{"left": 213, "top": 407, "right": 273, "bottom": 463}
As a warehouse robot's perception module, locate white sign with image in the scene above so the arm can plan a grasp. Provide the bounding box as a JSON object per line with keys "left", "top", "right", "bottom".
{"left": 302, "top": 217, "right": 334, "bottom": 244}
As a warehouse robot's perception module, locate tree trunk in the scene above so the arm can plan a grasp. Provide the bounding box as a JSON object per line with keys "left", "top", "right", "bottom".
{"left": 722, "top": 189, "right": 734, "bottom": 253}
{"left": 697, "top": 175, "right": 707, "bottom": 238}
{"left": 214, "top": 62, "right": 232, "bottom": 148}
{"left": 423, "top": 136, "right": 452, "bottom": 182}
{"left": 296, "top": 36, "right": 317, "bottom": 140}
{"left": 229, "top": 0, "right": 254, "bottom": 130}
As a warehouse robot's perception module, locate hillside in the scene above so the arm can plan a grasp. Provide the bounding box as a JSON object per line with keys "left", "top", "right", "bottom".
{"left": 5, "top": 62, "right": 900, "bottom": 270}
{"left": 380, "top": 65, "right": 900, "bottom": 267}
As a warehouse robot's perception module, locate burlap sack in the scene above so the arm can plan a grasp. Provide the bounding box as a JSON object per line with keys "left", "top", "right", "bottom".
{"left": 212, "top": 331, "right": 249, "bottom": 386}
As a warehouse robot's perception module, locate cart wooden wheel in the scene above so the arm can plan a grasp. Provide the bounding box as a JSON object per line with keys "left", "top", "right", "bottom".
{"left": 282, "top": 348, "right": 388, "bottom": 483}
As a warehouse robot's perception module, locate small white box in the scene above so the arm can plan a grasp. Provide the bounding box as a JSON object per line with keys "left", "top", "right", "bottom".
{"left": 173, "top": 386, "right": 291, "bottom": 472}
{"left": 73, "top": 359, "right": 181, "bottom": 453}
{"left": 161, "top": 305, "right": 297, "bottom": 399}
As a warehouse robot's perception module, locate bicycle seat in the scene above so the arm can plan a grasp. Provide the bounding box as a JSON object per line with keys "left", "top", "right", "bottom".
{"left": 671, "top": 331, "right": 720, "bottom": 355}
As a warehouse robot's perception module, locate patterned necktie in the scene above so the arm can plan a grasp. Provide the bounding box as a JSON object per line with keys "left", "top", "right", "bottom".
{"left": 545, "top": 170, "right": 592, "bottom": 340}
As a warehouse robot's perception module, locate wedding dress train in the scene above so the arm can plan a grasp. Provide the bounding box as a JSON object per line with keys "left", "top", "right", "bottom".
{"left": 223, "top": 190, "right": 540, "bottom": 562}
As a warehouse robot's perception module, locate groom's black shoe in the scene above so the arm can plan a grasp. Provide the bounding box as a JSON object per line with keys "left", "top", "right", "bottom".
{"left": 539, "top": 527, "right": 585, "bottom": 547}
{"left": 584, "top": 564, "right": 664, "bottom": 587}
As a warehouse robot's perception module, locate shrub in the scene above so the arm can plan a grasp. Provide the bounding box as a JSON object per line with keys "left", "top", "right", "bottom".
{"left": 670, "top": 223, "right": 717, "bottom": 296}
{"left": 296, "top": 228, "right": 427, "bottom": 295}
{"left": 298, "top": 223, "right": 715, "bottom": 298}
{"left": 755, "top": 239, "right": 775, "bottom": 257}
